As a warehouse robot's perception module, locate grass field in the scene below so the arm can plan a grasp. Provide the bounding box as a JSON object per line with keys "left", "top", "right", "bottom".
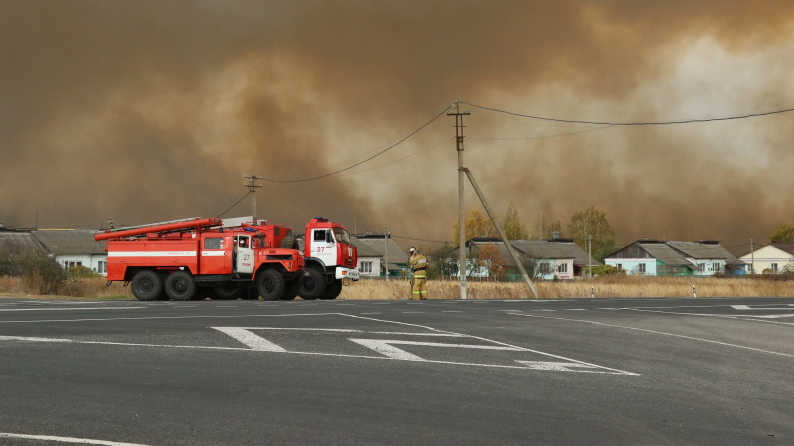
{"left": 2, "top": 274, "right": 794, "bottom": 300}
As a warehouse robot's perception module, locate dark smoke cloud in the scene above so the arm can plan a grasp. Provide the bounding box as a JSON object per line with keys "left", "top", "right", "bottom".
{"left": 1, "top": 1, "right": 794, "bottom": 251}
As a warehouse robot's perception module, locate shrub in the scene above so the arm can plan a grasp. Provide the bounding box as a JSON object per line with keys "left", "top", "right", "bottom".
{"left": 18, "top": 251, "right": 66, "bottom": 294}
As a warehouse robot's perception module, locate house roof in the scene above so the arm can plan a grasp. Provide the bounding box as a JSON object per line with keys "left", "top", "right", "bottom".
{"left": 352, "top": 236, "right": 409, "bottom": 265}
{"left": 667, "top": 241, "right": 736, "bottom": 261}
{"left": 0, "top": 231, "right": 46, "bottom": 256}
{"left": 771, "top": 243, "right": 794, "bottom": 255}
{"left": 638, "top": 242, "right": 690, "bottom": 266}
{"left": 31, "top": 230, "right": 106, "bottom": 255}
{"left": 469, "top": 239, "right": 600, "bottom": 267}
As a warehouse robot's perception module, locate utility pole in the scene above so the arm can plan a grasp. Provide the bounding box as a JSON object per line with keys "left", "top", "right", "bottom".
{"left": 750, "top": 238, "right": 755, "bottom": 275}
{"left": 243, "top": 175, "right": 263, "bottom": 222}
{"left": 448, "top": 102, "right": 471, "bottom": 300}
{"left": 384, "top": 231, "right": 390, "bottom": 281}
{"left": 588, "top": 234, "right": 593, "bottom": 280}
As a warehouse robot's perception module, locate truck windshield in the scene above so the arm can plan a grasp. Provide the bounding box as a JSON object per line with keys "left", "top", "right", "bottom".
{"left": 332, "top": 228, "right": 351, "bottom": 244}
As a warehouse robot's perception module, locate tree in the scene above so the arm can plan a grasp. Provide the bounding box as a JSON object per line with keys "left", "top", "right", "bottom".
{"left": 475, "top": 244, "right": 507, "bottom": 280}
{"left": 770, "top": 223, "right": 794, "bottom": 243}
{"left": 503, "top": 203, "right": 527, "bottom": 240}
{"left": 451, "top": 209, "right": 497, "bottom": 242}
{"left": 566, "top": 206, "right": 615, "bottom": 261}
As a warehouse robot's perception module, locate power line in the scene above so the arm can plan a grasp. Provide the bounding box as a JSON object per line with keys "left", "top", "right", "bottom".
{"left": 469, "top": 124, "right": 614, "bottom": 141}
{"left": 259, "top": 104, "right": 452, "bottom": 184}
{"left": 391, "top": 234, "right": 449, "bottom": 244}
{"left": 217, "top": 191, "right": 251, "bottom": 217}
{"left": 461, "top": 100, "right": 794, "bottom": 126}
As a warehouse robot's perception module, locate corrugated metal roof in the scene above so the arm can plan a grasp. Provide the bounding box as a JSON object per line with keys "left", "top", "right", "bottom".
{"left": 32, "top": 230, "right": 106, "bottom": 255}
{"left": 639, "top": 243, "right": 689, "bottom": 266}
{"left": 0, "top": 232, "right": 46, "bottom": 255}
{"left": 667, "top": 241, "right": 735, "bottom": 261}
{"left": 352, "top": 237, "right": 409, "bottom": 264}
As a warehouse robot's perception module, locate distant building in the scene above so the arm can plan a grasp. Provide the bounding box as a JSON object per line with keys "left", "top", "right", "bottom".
{"left": 464, "top": 237, "right": 599, "bottom": 280}
{"left": 351, "top": 234, "right": 409, "bottom": 278}
{"left": 31, "top": 230, "right": 108, "bottom": 276}
{"left": 604, "top": 240, "right": 738, "bottom": 276}
{"left": 738, "top": 243, "right": 794, "bottom": 274}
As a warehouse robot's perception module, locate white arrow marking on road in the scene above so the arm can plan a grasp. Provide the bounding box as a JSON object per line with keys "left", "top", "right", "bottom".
{"left": 348, "top": 338, "right": 526, "bottom": 361}
{"left": 211, "top": 327, "right": 286, "bottom": 352}
{"left": 515, "top": 361, "right": 604, "bottom": 372}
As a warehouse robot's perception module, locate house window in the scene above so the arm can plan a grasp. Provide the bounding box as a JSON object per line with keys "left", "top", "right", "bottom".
{"left": 98, "top": 261, "right": 106, "bottom": 274}
{"left": 539, "top": 263, "right": 551, "bottom": 274}
{"left": 556, "top": 263, "right": 568, "bottom": 273}
{"left": 616, "top": 264, "right": 622, "bottom": 271}
{"left": 360, "top": 261, "right": 373, "bottom": 274}
{"left": 771, "top": 263, "right": 778, "bottom": 273}
{"left": 698, "top": 263, "right": 705, "bottom": 273}
{"left": 712, "top": 262, "right": 720, "bottom": 273}
{"left": 638, "top": 263, "right": 646, "bottom": 274}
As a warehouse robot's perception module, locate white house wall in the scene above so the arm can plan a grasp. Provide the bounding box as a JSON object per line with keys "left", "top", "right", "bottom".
{"left": 357, "top": 256, "right": 382, "bottom": 277}
{"left": 56, "top": 254, "right": 107, "bottom": 276}
{"left": 604, "top": 258, "right": 657, "bottom": 276}
{"left": 534, "top": 259, "right": 574, "bottom": 280}
{"left": 739, "top": 245, "right": 794, "bottom": 274}
{"left": 687, "top": 258, "right": 726, "bottom": 276}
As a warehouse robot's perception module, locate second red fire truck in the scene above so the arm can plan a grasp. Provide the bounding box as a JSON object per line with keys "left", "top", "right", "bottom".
{"left": 94, "top": 217, "right": 359, "bottom": 301}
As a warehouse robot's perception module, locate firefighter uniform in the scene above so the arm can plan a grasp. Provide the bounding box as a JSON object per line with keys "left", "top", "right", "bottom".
{"left": 409, "top": 249, "right": 428, "bottom": 300}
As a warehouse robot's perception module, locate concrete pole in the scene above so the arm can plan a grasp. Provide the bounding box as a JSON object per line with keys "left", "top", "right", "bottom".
{"left": 448, "top": 103, "right": 470, "bottom": 300}
{"left": 384, "top": 231, "right": 389, "bottom": 281}
{"left": 462, "top": 167, "right": 538, "bottom": 298}
{"left": 750, "top": 238, "right": 755, "bottom": 275}
{"left": 588, "top": 234, "right": 592, "bottom": 280}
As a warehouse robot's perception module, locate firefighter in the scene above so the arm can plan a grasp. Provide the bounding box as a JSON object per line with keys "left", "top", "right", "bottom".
{"left": 408, "top": 247, "right": 428, "bottom": 300}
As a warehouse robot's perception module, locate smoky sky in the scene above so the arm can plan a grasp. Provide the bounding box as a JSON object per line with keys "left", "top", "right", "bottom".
{"left": 2, "top": 1, "right": 794, "bottom": 252}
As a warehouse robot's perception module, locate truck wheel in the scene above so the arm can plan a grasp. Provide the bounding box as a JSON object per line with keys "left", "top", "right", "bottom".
{"left": 319, "top": 279, "right": 343, "bottom": 300}
{"left": 213, "top": 282, "right": 241, "bottom": 300}
{"left": 298, "top": 268, "right": 326, "bottom": 300}
{"left": 131, "top": 270, "right": 162, "bottom": 301}
{"left": 257, "top": 269, "right": 285, "bottom": 301}
{"left": 165, "top": 271, "right": 196, "bottom": 301}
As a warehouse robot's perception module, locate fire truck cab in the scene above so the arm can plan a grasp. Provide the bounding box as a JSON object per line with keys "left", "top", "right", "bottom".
{"left": 298, "top": 217, "right": 359, "bottom": 300}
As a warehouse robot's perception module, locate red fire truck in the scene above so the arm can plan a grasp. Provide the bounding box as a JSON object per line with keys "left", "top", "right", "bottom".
{"left": 94, "top": 217, "right": 358, "bottom": 301}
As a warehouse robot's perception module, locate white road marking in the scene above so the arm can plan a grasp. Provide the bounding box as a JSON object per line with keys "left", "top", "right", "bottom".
{"left": 343, "top": 313, "right": 637, "bottom": 375}
{"left": 566, "top": 309, "right": 587, "bottom": 311}
{"left": 401, "top": 311, "right": 424, "bottom": 314}
{"left": 730, "top": 305, "right": 794, "bottom": 311}
{"left": 0, "top": 307, "right": 143, "bottom": 312}
{"left": 441, "top": 310, "right": 462, "bottom": 313}
{"left": 627, "top": 308, "right": 794, "bottom": 325}
{"left": 348, "top": 339, "right": 425, "bottom": 361}
{"left": 359, "top": 312, "right": 382, "bottom": 315}
{"left": 0, "top": 432, "right": 150, "bottom": 445}
{"left": 0, "top": 335, "right": 73, "bottom": 343}
{"left": 211, "top": 327, "right": 287, "bottom": 352}
{"left": 0, "top": 312, "right": 342, "bottom": 324}
{"left": 515, "top": 361, "right": 607, "bottom": 373}
{"left": 741, "top": 313, "right": 794, "bottom": 319}
{"left": 512, "top": 312, "right": 794, "bottom": 359}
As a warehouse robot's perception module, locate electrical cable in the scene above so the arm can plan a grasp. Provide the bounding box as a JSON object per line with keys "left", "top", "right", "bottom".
{"left": 217, "top": 191, "right": 251, "bottom": 217}
{"left": 460, "top": 101, "right": 794, "bottom": 126}
{"left": 259, "top": 104, "right": 452, "bottom": 184}
{"left": 469, "top": 125, "right": 614, "bottom": 141}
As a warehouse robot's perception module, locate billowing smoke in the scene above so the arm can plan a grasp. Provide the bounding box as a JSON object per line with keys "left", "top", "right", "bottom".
{"left": 1, "top": 1, "right": 794, "bottom": 251}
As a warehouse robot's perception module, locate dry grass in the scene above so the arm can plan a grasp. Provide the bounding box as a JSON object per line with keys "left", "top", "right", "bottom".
{"left": 3, "top": 275, "right": 794, "bottom": 301}
{"left": 340, "top": 276, "right": 794, "bottom": 299}
{"left": 0, "top": 275, "right": 133, "bottom": 300}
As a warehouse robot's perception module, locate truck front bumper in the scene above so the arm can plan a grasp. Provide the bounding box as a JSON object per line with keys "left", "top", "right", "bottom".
{"left": 335, "top": 267, "right": 360, "bottom": 281}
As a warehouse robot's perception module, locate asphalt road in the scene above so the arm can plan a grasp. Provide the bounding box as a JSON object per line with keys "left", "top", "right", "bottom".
{"left": 0, "top": 296, "right": 792, "bottom": 445}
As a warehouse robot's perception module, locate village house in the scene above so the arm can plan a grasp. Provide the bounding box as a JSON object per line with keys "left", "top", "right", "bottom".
{"left": 351, "top": 233, "right": 410, "bottom": 278}
{"left": 465, "top": 237, "right": 599, "bottom": 280}
{"left": 31, "top": 229, "right": 108, "bottom": 276}
{"left": 604, "top": 240, "right": 737, "bottom": 276}
{"left": 738, "top": 243, "right": 794, "bottom": 274}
